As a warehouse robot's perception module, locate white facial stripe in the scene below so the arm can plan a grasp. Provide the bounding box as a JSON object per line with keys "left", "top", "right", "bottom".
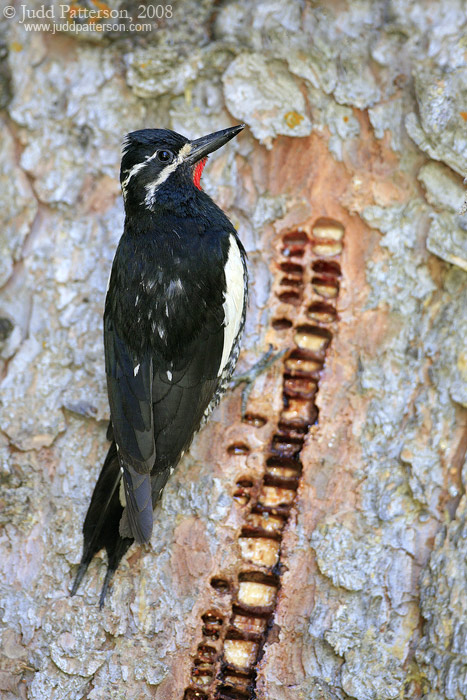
{"left": 219, "top": 235, "right": 245, "bottom": 377}
{"left": 121, "top": 159, "right": 150, "bottom": 193}
{"left": 143, "top": 160, "right": 179, "bottom": 205}
{"left": 178, "top": 143, "right": 193, "bottom": 159}
{"left": 122, "top": 142, "right": 193, "bottom": 200}
{"left": 144, "top": 142, "right": 193, "bottom": 207}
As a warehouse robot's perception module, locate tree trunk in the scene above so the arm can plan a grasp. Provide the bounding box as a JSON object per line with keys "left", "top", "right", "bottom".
{"left": 0, "top": 2, "right": 466, "bottom": 699}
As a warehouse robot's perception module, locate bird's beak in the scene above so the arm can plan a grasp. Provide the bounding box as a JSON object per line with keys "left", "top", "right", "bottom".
{"left": 185, "top": 124, "right": 245, "bottom": 165}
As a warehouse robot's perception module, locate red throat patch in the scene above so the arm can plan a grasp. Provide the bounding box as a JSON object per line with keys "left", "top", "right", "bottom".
{"left": 193, "top": 157, "right": 207, "bottom": 190}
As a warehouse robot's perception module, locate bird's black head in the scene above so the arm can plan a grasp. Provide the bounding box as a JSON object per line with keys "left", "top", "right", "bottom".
{"left": 120, "top": 125, "right": 244, "bottom": 211}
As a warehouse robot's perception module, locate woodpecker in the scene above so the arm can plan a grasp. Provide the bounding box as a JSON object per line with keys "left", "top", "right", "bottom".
{"left": 71, "top": 124, "right": 247, "bottom": 605}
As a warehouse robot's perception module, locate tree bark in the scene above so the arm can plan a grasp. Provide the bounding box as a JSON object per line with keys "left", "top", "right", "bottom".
{"left": 0, "top": 1, "right": 466, "bottom": 699}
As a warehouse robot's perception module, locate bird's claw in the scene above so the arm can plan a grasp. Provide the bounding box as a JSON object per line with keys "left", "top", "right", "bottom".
{"left": 230, "top": 344, "right": 287, "bottom": 418}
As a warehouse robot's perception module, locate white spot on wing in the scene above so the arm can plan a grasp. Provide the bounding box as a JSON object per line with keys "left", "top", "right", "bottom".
{"left": 219, "top": 235, "right": 245, "bottom": 377}
{"left": 167, "top": 278, "right": 183, "bottom": 296}
{"left": 144, "top": 278, "right": 156, "bottom": 292}
{"left": 167, "top": 370, "right": 172, "bottom": 380}
{"left": 119, "top": 478, "right": 126, "bottom": 507}
{"left": 134, "top": 363, "right": 140, "bottom": 376}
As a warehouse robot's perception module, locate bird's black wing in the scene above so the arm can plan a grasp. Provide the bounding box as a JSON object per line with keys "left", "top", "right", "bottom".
{"left": 145, "top": 230, "right": 247, "bottom": 476}
{"left": 150, "top": 304, "right": 226, "bottom": 478}
{"left": 104, "top": 300, "right": 227, "bottom": 541}
{"left": 72, "top": 230, "right": 245, "bottom": 602}
{"left": 104, "top": 314, "right": 155, "bottom": 543}
{"left": 71, "top": 310, "right": 226, "bottom": 605}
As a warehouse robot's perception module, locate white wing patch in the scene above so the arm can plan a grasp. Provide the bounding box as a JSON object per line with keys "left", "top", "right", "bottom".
{"left": 105, "top": 267, "right": 112, "bottom": 294}
{"left": 219, "top": 235, "right": 245, "bottom": 377}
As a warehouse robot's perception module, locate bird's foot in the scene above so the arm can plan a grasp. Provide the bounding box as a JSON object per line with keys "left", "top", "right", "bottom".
{"left": 230, "top": 344, "right": 287, "bottom": 417}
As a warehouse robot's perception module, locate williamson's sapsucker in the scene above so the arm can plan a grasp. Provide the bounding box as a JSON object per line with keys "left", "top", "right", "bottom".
{"left": 72, "top": 124, "right": 248, "bottom": 605}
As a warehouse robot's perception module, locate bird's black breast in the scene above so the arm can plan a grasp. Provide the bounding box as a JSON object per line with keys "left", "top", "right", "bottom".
{"left": 106, "top": 206, "right": 230, "bottom": 360}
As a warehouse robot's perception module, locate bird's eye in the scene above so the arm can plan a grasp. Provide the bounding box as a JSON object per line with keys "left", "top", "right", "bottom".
{"left": 157, "top": 150, "right": 174, "bottom": 163}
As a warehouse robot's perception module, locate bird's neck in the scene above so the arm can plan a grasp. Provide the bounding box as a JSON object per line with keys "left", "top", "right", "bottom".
{"left": 124, "top": 179, "right": 201, "bottom": 218}
{"left": 123, "top": 185, "right": 221, "bottom": 235}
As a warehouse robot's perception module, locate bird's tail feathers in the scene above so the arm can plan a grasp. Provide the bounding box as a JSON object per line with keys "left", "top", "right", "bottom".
{"left": 71, "top": 441, "right": 133, "bottom": 605}
{"left": 119, "top": 464, "right": 153, "bottom": 543}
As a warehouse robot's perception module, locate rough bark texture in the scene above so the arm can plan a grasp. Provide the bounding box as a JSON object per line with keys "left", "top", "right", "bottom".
{"left": 0, "top": 1, "right": 466, "bottom": 699}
